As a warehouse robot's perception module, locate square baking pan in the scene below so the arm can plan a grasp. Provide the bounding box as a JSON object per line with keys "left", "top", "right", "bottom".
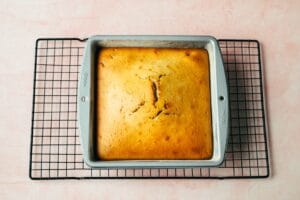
{"left": 78, "top": 35, "right": 229, "bottom": 168}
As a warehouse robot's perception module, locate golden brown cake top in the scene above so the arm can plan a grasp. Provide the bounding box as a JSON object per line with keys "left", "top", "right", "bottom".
{"left": 97, "top": 47, "right": 212, "bottom": 160}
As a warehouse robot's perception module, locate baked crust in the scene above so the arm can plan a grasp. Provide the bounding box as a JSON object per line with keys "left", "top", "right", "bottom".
{"left": 97, "top": 47, "right": 212, "bottom": 160}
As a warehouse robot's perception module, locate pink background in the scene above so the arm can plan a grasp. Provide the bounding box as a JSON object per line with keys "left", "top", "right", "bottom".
{"left": 1, "top": 0, "right": 300, "bottom": 199}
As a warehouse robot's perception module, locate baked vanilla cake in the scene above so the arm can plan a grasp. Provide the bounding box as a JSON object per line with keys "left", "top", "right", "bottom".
{"left": 97, "top": 47, "right": 212, "bottom": 160}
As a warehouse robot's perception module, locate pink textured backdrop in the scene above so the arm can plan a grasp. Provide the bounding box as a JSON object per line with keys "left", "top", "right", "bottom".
{"left": 0, "top": 0, "right": 300, "bottom": 199}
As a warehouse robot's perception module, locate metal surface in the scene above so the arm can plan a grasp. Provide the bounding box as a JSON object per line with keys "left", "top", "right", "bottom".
{"left": 29, "top": 38, "right": 270, "bottom": 179}
{"left": 78, "top": 35, "right": 229, "bottom": 168}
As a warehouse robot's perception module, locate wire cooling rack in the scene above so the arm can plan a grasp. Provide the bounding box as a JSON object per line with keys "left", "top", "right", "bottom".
{"left": 29, "top": 38, "right": 270, "bottom": 179}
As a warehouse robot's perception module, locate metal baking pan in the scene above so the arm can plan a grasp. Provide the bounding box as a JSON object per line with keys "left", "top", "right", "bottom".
{"left": 78, "top": 35, "right": 229, "bottom": 168}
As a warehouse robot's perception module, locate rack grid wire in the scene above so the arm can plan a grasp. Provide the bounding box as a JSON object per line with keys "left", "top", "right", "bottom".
{"left": 29, "top": 38, "right": 270, "bottom": 179}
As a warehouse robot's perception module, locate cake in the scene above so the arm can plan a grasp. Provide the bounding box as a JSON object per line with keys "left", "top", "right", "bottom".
{"left": 97, "top": 47, "right": 212, "bottom": 160}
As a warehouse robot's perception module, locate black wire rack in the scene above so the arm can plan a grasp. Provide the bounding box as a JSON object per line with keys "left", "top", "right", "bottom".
{"left": 29, "top": 38, "right": 270, "bottom": 180}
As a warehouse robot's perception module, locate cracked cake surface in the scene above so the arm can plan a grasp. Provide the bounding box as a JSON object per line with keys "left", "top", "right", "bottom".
{"left": 97, "top": 47, "right": 212, "bottom": 160}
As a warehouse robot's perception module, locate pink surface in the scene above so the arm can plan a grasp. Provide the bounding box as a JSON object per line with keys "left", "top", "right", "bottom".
{"left": 0, "top": 0, "right": 300, "bottom": 199}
